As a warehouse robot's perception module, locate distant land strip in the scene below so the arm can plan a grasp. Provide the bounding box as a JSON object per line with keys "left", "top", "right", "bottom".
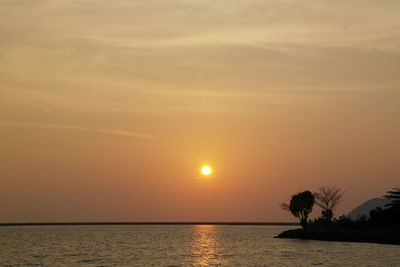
{"left": 0, "top": 222, "right": 299, "bottom": 227}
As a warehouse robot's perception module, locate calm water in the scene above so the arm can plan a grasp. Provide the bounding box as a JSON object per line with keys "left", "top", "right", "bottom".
{"left": 1, "top": 225, "right": 400, "bottom": 266}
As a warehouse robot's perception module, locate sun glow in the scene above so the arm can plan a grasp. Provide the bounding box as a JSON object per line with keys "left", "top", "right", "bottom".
{"left": 201, "top": 166, "right": 212, "bottom": 176}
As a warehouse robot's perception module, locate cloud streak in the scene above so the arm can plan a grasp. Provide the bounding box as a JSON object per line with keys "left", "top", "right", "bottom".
{"left": 0, "top": 122, "right": 154, "bottom": 139}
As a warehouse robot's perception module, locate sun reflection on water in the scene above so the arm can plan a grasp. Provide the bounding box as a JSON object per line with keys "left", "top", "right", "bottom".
{"left": 191, "top": 225, "right": 223, "bottom": 266}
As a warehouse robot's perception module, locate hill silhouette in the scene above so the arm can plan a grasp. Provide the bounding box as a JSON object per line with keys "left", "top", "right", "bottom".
{"left": 347, "top": 198, "right": 391, "bottom": 220}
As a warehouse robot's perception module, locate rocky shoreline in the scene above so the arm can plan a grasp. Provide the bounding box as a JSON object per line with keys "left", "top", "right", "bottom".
{"left": 275, "top": 228, "right": 400, "bottom": 245}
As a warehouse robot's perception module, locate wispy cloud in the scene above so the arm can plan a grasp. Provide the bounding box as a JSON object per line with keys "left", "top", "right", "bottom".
{"left": 0, "top": 122, "right": 154, "bottom": 139}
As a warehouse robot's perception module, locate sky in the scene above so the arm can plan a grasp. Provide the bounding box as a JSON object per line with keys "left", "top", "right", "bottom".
{"left": 1, "top": 0, "right": 399, "bottom": 222}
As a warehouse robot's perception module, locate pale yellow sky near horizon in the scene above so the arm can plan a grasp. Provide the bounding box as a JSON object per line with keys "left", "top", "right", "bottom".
{"left": 1, "top": 0, "right": 400, "bottom": 222}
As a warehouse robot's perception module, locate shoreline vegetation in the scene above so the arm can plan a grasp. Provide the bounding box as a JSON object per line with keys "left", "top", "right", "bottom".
{"left": 276, "top": 187, "right": 400, "bottom": 245}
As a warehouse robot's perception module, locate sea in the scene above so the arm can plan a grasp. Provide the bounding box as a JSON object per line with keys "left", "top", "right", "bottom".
{"left": 1, "top": 225, "right": 399, "bottom": 266}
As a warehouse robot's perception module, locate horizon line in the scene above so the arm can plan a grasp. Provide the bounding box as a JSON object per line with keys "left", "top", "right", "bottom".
{"left": 0, "top": 222, "right": 299, "bottom": 227}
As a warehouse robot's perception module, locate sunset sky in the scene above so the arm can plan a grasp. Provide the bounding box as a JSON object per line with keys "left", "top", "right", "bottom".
{"left": 1, "top": 0, "right": 399, "bottom": 222}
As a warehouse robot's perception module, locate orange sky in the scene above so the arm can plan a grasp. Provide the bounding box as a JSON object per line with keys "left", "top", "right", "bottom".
{"left": 1, "top": 0, "right": 400, "bottom": 222}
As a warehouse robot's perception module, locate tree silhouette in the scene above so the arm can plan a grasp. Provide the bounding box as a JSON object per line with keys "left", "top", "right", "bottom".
{"left": 384, "top": 188, "right": 400, "bottom": 208}
{"left": 314, "top": 186, "right": 344, "bottom": 222}
{"left": 281, "top": 191, "right": 315, "bottom": 228}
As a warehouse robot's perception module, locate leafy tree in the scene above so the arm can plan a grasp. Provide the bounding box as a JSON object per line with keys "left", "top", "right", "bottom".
{"left": 369, "top": 188, "right": 400, "bottom": 224}
{"left": 384, "top": 188, "right": 400, "bottom": 208}
{"left": 314, "top": 186, "right": 344, "bottom": 222}
{"left": 281, "top": 191, "right": 315, "bottom": 228}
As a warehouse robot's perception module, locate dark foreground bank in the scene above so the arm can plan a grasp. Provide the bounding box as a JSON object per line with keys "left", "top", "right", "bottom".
{"left": 275, "top": 226, "right": 400, "bottom": 245}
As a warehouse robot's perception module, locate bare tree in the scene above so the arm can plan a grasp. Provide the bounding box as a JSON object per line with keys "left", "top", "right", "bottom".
{"left": 314, "top": 186, "right": 344, "bottom": 221}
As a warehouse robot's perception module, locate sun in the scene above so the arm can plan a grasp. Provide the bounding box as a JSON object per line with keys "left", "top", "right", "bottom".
{"left": 201, "top": 166, "right": 212, "bottom": 176}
